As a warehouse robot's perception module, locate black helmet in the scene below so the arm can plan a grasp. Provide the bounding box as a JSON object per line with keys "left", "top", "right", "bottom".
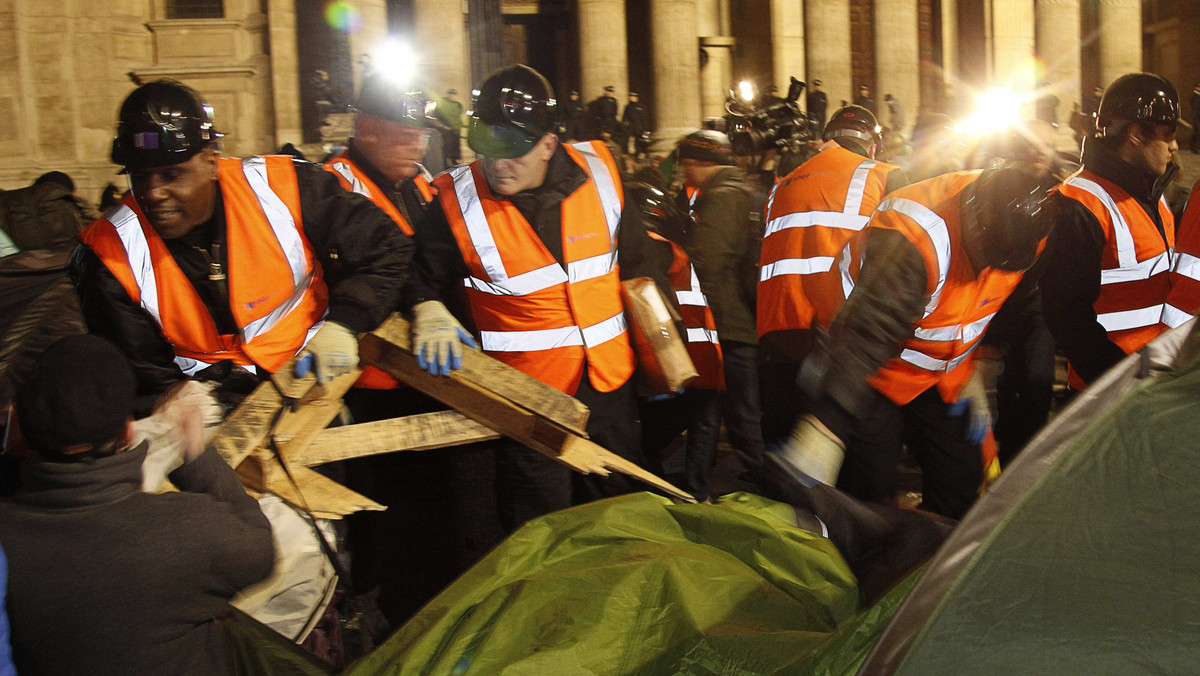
{"left": 625, "top": 181, "right": 690, "bottom": 243}
{"left": 676, "top": 129, "right": 735, "bottom": 165}
{"left": 823, "top": 105, "right": 881, "bottom": 147}
{"left": 1095, "top": 72, "right": 1179, "bottom": 139}
{"left": 468, "top": 64, "right": 557, "bottom": 159}
{"left": 111, "top": 80, "right": 221, "bottom": 170}
{"left": 962, "top": 163, "right": 1057, "bottom": 272}
{"left": 354, "top": 73, "right": 433, "bottom": 127}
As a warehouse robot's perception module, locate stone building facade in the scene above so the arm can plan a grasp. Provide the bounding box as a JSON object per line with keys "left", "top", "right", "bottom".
{"left": 2, "top": 1, "right": 1197, "bottom": 205}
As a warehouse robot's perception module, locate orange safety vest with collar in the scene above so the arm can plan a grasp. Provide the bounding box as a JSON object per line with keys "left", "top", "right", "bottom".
{"left": 1162, "top": 178, "right": 1200, "bottom": 330}
{"left": 1056, "top": 168, "right": 1175, "bottom": 388}
{"left": 78, "top": 155, "right": 327, "bottom": 376}
{"left": 647, "top": 230, "right": 725, "bottom": 390}
{"left": 759, "top": 144, "right": 899, "bottom": 335}
{"left": 866, "top": 171, "right": 1028, "bottom": 406}
{"left": 323, "top": 151, "right": 433, "bottom": 237}
{"left": 435, "top": 140, "right": 635, "bottom": 395}
{"left": 324, "top": 151, "right": 432, "bottom": 388}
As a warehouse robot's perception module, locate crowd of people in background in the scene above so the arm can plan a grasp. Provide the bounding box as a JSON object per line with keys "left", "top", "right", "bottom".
{"left": 1, "top": 62, "right": 1199, "bottom": 674}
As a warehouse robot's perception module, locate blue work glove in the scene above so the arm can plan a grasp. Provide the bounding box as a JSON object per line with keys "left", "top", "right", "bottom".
{"left": 294, "top": 321, "right": 358, "bottom": 384}
{"left": 948, "top": 366, "right": 992, "bottom": 445}
{"left": 411, "top": 300, "right": 477, "bottom": 376}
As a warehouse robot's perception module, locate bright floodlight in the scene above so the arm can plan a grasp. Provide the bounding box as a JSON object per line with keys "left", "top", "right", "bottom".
{"left": 738, "top": 80, "right": 755, "bottom": 102}
{"left": 959, "top": 86, "right": 1021, "bottom": 137}
{"left": 377, "top": 39, "right": 418, "bottom": 88}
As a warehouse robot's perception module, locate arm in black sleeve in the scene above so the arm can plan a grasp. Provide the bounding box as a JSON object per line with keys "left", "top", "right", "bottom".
{"left": 884, "top": 167, "right": 911, "bottom": 195}
{"left": 70, "top": 244, "right": 185, "bottom": 411}
{"left": 293, "top": 161, "right": 414, "bottom": 334}
{"left": 809, "top": 229, "right": 928, "bottom": 438}
{"left": 168, "top": 447, "right": 274, "bottom": 590}
{"left": 403, "top": 198, "right": 472, "bottom": 311}
{"left": 616, "top": 197, "right": 674, "bottom": 298}
{"left": 1039, "top": 196, "right": 1127, "bottom": 384}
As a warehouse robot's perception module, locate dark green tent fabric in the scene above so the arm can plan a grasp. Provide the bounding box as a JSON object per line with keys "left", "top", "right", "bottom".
{"left": 869, "top": 328, "right": 1200, "bottom": 675}
{"left": 345, "top": 492, "right": 861, "bottom": 675}
{"left": 220, "top": 608, "right": 333, "bottom": 675}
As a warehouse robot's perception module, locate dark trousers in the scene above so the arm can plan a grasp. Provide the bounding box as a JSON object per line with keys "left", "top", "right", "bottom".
{"left": 836, "top": 387, "right": 982, "bottom": 520}
{"left": 995, "top": 319, "right": 1056, "bottom": 466}
{"left": 640, "top": 388, "right": 722, "bottom": 500}
{"left": 720, "top": 341, "right": 766, "bottom": 482}
{"left": 342, "top": 388, "right": 505, "bottom": 626}
{"left": 496, "top": 375, "right": 643, "bottom": 532}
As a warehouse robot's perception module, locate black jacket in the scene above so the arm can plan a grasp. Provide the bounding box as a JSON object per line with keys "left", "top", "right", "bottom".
{"left": 587, "top": 96, "right": 619, "bottom": 137}
{"left": 1039, "top": 140, "right": 1177, "bottom": 385}
{"left": 407, "top": 143, "right": 671, "bottom": 328}
{"left": 0, "top": 444, "right": 273, "bottom": 675}
{"left": 622, "top": 102, "right": 652, "bottom": 137}
{"left": 72, "top": 158, "right": 413, "bottom": 409}
{"left": 807, "top": 90, "right": 828, "bottom": 126}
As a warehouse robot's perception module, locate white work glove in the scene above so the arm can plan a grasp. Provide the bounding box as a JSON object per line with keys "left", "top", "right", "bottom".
{"left": 294, "top": 321, "right": 359, "bottom": 383}
{"left": 412, "top": 300, "right": 477, "bottom": 376}
{"left": 948, "top": 363, "right": 994, "bottom": 445}
{"left": 766, "top": 414, "right": 846, "bottom": 487}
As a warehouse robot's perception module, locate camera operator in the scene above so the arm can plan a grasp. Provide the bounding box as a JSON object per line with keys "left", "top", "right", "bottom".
{"left": 725, "top": 77, "right": 816, "bottom": 187}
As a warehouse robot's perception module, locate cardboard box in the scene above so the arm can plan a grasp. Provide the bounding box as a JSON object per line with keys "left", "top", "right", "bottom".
{"left": 621, "top": 277, "right": 698, "bottom": 393}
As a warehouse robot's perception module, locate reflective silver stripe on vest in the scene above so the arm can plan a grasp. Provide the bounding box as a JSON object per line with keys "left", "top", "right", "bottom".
{"left": 463, "top": 263, "right": 567, "bottom": 296}
{"left": 1173, "top": 252, "right": 1200, "bottom": 282}
{"left": 568, "top": 252, "right": 618, "bottom": 283}
{"left": 571, "top": 142, "right": 622, "bottom": 241}
{"left": 1097, "top": 305, "right": 1165, "bottom": 332}
{"left": 843, "top": 159, "right": 877, "bottom": 215}
{"left": 686, "top": 327, "right": 720, "bottom": 344}
{"left": 899, "top": 339, "right": 980, "bottom": 373}
{"left": 913, "top": 312, "right": 997, "bottom": 344}
{"left": 763, "top": 211, "right": 871, "bottom": 236}
{"left": 1066, "top": 175, "right": 1139, "bottom": 270}
{"left": 106, "top": 204, "right": 162, "bottom": 325}
{"left": 1099, "top": 251, "right": 1171, "bottom": 284}
{"left": 449, "top": 165, "right": 510, "bottom": 286}
{"left": 174, "top": 356, "right": 258, "bottom": 377}
{"left": 329, "top": 160, "right": 370, "bottom": 198}
{"left": 676, "top": 266, "right": 707, "bottom": 307}
{"left": 760, "top": 257, "right": 836, "bottom": 281}
{"left": 1162, "top": 304, "right": 1194, "bottom": 329}
{"left": 839, "top": 240, "right": 858, "bottom": 301}
{"left": 478, "top": 313, "right": 625, "bottom": 352}
{"left": 241, "top": 158, "right": 309, "bottom": 290}
{"left": 876, "top": 197, "right": 951, "bottom": 318}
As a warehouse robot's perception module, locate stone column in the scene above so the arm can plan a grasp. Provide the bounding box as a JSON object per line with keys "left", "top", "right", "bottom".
{"left": 941, "top": 0, "right": 958, "bottom": 87}
{"left": 698, "top": 0, "right": 734, "bottom": 119}
{"left": 650, "top": 0, "right": 701, "bottom": 147}
{"left": 991, "top": 0, "right": 1036, "bottom": 93}
{"left": 806, "top": 0, "right": 852, "bottom": 110}
{"left": 413, "top": 0, "right": 470, "bottom": 103}
{"left": 579, "top": 0, "right": 629, "bottom": 103}
{"left": 1035, "top": 0, "right": 1081, "bottom": 120}
{"left": 874, "top": 0, "right": 919, "bottom": 130}
{"left": 1097, "top": 0, "right": 1141, "bottom": 88}
{"left": 267, "top": 1, "right": 303, "bottom": 145}
{"left": 348, "top": 0, "right": 387, "bottom": 87}
{"left": 771, "top": 0, "right": 805, "bottom": 97}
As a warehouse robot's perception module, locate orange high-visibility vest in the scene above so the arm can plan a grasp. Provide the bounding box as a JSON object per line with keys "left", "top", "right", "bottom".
{"left": 1162, "top": 178, "right": 1200, "bottom": 329}
{"left": 323, "top": 151, "right": 433, "bottom": 237}
{"left": 647, "top": 230, "right": 724, "bottom": 390}
{"left": 324, "top": 151, "right": 430, "bottom": 388}
{"left": 759, "top": 144, "right": 899, "bottom": 335}
{"left": 866, "top": 171, "right": 1028, "bottom": 406}
{"left": 78, "top": 156, "right": 328, "bottom": 376}
{"left": 435, "top": 141, "right": 635, "bottom": 394}
{"left": 1056, "top": 168, "right": 1175, "bottom": 388}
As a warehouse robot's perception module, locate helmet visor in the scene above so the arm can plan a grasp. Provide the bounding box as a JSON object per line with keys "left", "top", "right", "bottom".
{"left": 467, "top": 117, "right": 539, "bottom": 159}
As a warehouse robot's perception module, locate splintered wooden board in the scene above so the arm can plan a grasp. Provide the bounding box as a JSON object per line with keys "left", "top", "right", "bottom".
{"left": 291, "top": 410, "right": 501, "bottom": 467}
{"left": 236, "top": 447, "right": 384, "bottom": 519}
{"left": 360, "top": 314, "right": 695, "bottom": 503}
{"left": 365, "top": 314, "right": 589, "bottom": 436}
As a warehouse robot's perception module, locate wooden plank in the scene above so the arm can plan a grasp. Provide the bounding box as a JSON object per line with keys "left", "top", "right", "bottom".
{"left": 291, "top": 410, "right": 502, "bottom": 467}
{"left": 210, "top": 365, "right": 361, "bottom": 468}
{"left": 365, "top": 314, "right": 589, "bottom": 436}
{"left": 360, "top": 316, "right": 696, "bottom": 503}
{"left": 236, "top": 448, "right": 384, "bottom": 518}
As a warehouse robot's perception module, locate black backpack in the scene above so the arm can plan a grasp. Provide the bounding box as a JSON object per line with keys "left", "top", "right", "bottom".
{"left": 0, "top": 183, "right": 85, "bottom": 254}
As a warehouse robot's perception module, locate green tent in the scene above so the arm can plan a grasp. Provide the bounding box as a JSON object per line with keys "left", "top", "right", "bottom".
{"left": 856, "top": 320, "right": 1200, "bottom": 674}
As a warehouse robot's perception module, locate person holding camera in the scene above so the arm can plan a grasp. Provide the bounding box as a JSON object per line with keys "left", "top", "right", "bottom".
{"left": 675, "top": 130, "right": 766, "bottom": 488}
